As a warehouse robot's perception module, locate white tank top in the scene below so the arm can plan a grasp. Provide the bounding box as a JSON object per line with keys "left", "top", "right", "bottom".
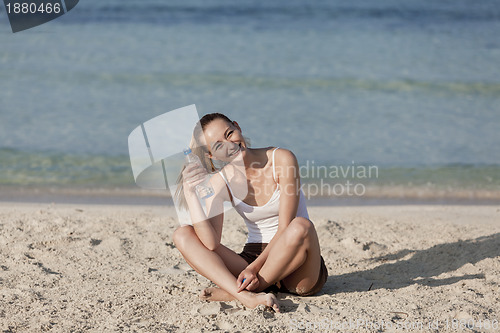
{"left": 219, "top": 147, "right": 309, "bottom": 243}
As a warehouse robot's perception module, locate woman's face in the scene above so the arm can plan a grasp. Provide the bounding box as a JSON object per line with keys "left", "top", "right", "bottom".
{"left": 202, "top": 118, "right": 246, "bottom": 162}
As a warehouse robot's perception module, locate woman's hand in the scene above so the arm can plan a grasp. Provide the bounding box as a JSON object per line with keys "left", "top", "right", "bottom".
{"left": 237, "top": 267, "right": 260, "bottom": 292}
{"left": 182, "top": 162, "right": 209, "bottom": 195}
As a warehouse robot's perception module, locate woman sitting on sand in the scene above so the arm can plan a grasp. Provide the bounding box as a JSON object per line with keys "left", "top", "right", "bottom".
{"left": 173, "top": 113, "right": 327, "bottom": 312}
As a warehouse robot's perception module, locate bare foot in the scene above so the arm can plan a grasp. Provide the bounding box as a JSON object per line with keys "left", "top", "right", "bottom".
{"left": 248, "top": 293, "right": 280, "bottom": 313}
{"left": 199, "top": 287, "right": 235, "bottom": 302}
{"left": 200, "top": 288, "right": 280, "bottom": 313}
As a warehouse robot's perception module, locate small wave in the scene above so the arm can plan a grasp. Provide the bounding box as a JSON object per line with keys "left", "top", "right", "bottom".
{"left": 1, "top": 148, "right": 499, "bottom": 190}
{"left": 38, "top": 70, "right": 500, "bottom": 96}
{"left": 0, "top": 148, "right": 133, "bottom": 186}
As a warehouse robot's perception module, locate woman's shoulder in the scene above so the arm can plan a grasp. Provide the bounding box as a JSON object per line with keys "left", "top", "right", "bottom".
{"left": 210, "top": 165, "right": 246, "bottom": 202}
{"left": 269, "top": 147, "right": 299, "bottom": 184}
{"left": 270, "top": 147, "right": 298, "bottom": 166}
{"left": 210, "top": 170, "right": 226, "bottom": 187}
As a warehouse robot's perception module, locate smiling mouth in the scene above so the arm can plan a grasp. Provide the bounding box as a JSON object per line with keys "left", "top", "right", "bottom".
{"left": 229, "top": 143, "right": 242, "bottom": 157}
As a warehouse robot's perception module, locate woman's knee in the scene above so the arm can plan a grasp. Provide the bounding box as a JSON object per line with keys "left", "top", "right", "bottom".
{"left": 172, "top": 225, "right": 195, "bottom": 250}
{"left": 285, "top": 217, "right": 313, "bottom": 247}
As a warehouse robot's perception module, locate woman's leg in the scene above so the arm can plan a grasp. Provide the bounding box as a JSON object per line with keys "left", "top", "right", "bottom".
{"left": 194, "top": 245, "right": 246, "bottom": 302}
{"left": 173, "top": 225, "right": 279, "bottom": 311}
{"left": 181, "top": 255, "right": 237, "bottom": 302}
{"left": 255, "top": 217, "right": 323, "bottom": 295}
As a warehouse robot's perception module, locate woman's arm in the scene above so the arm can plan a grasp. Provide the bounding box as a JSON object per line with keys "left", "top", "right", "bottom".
{"left": 183, "top": 168, "right": 228, "bottom": 251}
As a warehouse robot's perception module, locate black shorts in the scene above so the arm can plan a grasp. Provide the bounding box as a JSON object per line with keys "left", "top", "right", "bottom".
{"left": 238, "top": 243, "right": 328, "bottom": 296}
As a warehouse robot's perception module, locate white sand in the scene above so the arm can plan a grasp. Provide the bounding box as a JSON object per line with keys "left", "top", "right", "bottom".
{"left": 1, "top": 203, "right": 499, "bottom": 332}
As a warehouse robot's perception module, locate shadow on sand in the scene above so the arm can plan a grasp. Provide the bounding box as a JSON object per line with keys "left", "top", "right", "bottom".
{"left": 322, "top": 233, "right": 500, "bottom": 294}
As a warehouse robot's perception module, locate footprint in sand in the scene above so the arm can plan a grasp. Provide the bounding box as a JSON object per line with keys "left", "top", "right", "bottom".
{"left": 192, "top": 302, "right": 222, "bottom": 316}
{"left": 362, "top": 241, "right": 388, "bottom": 253}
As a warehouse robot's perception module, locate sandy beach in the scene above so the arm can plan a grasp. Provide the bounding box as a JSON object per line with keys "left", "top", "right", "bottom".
{"left": 1, "top": 203, "right": 499, "bottom": 332}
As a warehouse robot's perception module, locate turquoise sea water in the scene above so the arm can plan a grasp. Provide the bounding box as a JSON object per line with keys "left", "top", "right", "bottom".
{"left": 0, "top": 1, "right": 499, "bottom": 196}
{"left": 1, "top": 148, "right": 499, "bottom": 196}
